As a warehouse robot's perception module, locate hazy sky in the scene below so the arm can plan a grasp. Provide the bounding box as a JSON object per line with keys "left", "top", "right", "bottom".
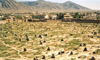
{"left": 16, "top": 0, "right": 100, "bottom": 10}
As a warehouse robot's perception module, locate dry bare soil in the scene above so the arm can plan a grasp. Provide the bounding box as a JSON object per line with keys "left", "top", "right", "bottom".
{"left": 0, "top": 22, "right": 100, "bottom": 60}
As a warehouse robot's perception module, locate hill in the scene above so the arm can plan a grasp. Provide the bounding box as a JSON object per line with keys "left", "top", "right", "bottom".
{"left": 0, "top": 0, "right": 91, "bottom": 13}
{"left": 0, "top": 0, "right": 33, "bottom": 13}
{"left": 21, "top": 0, "right": 90, "bottom": 12}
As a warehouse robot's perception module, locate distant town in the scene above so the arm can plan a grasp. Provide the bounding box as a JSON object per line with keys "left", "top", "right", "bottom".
{"left": 0, "top": 11, "right": 100, "bottom": 24}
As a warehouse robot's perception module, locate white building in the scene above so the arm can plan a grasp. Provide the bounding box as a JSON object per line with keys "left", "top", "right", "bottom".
{"left": 45, "top": 15, "right": 50, "bottom": 19}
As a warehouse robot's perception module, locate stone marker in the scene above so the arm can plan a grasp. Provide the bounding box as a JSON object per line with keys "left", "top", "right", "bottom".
{"left": 40, "top": 41, "right": 42, "bottom": 44}
{"left": 74, "top": 48, "right": 77, "bottom": 50}
{"left": 39, "top": 35, "right": 42, "bottom": 38}
{"left": 24, "top": 48, "right": 26, "bottom": 52}
{"left": 15, "top": 34, "right": 17, "bottom": 36}
{"left": 93, "top": 52, "right": 96, "bottom": 54}
{"left": 42, "top": 55, "right": 45, "bottom": 59}
{"left": 0, "top": 28, "right": 2, "bottom": 31}
{"left": 90, "top": 57, "right": 95, "bottom": 60}
{"left": 19, "top": 38, "right": 21, "bottom": 41}
{"left": 61, "top": 51, "right": 64, "bottom": 54}
{"left": 20, "top": 35, "right": 22, "bottom": 37}
{"left": 51, "top": 54, "right": 55, "bottom": 58}
{"left": 43, "top": 40, "right": 46, "bottom": 43}
{"left": 58, "top": 52, "right": 61, "bottom": 55}
{"left": 79, "top": 44, "right": 82, "bottom": 46}
{"left": 83, "top": 43, "right": 86, "bottom": 46}
{"left": 44, "top": 34, "right": 47, "bottom": 36}
{"left": 26, "top": 37, "right": 29, "bottom": 41}
{"left": 83, "top": 47, "right": 87, "bottom": 51}
{"left": 61, "top": 39, "right": 64, "bottom": 41}
{"left": 33, "top": 58, "right": 36, "bottom": 60}
{"left": 47, "top": 47, "right": 50, "bottom": 51}
{"left": 70, "top": 51, "right": 73, "bottom": 55}
{"left": 35, "top": 34, "right": 37, "bottom": 37}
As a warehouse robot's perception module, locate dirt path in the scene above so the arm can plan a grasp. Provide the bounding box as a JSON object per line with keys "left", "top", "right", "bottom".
{"left": 2, "top": 41, "right": 28, "bottom": 59}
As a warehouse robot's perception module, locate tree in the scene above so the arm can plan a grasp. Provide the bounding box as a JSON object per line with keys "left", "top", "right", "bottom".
{"left": 97, "top": 16, "right": 100, "bottom": 19}
{"left": 15, "top": 15, "right": 22, "bottom": 19}
{"left": 2, "top": 17, "right": 6, "bottom": 20}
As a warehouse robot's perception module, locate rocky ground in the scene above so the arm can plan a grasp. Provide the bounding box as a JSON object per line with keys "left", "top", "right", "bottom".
{"left": 0, "top": 22, "right": 100, "bottom": 60}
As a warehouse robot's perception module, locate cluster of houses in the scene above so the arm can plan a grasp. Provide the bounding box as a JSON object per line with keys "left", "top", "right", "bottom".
{"left": 0, "top": 11, "right": 100, "bottom": 24}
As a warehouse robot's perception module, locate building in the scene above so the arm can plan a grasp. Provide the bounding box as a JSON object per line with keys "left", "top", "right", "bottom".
{"left": 64, "top": 14, "right": 73, "bottom": 19}
{"left": 45, "top": 14, "right": 50, "bottom": 19}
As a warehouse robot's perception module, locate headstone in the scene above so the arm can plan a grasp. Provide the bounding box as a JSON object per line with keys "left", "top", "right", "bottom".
{"left": 97, "top": 36, "right": 100, "bottom": 38}
{"left": 47, "top": 47, "right": 50, "bottom": 51}
{"left": 15, "top": 34, "right": 17, "bottom": 36}
{"left": 90, "top": 57, "right": 95, "bottom": 60}
{"left": 93, "top": 32, "right": 97, "bottom": 35}
{"left": 33, "top": 58, "right": 36, "bottom": 60}
{"left": 0, "top": 28, "right": 2, "bottom": 31}
{"left": 42, "top": 55, "right": 45, "bottom": 59}
{"left": 61, "top": 39, "right": 64, "bottom": 41}
{"left": 40, "top": 41, "right": 42, "bottom": 44}
{"left": 91, "top": 36, "right": 93, "bottom": 38}
{"left": 5, "top": 35, "right": 7, "bottom": 37}
{"left": 44, "top": 34, "right": 47, "bottom": 36}
{"left": 70, "top": 34, "right": 73, "bottom": 36}
{"left": 39, "top": 35, "right": 42, "bottom": 38}
{"left": 43, "top": 40, "right": 46, "bottom": 43}
{"left": 24, "top": 48, "right": 26, "bottom": 52}
{"left": 51, "top": 54, "right": 55, "bottom": 58}
{"left": 74, "top": 48, "right": 77, "bottom": 50}
{"left": 93, "top": 52, "right": 96, "bottom": 54}
{"left": 70, "top": 51, "right": 73, "bottom": 55}
{"left": 83, "top": 43, "right": 86, "bottom": 46}
{"left": 35, "top": 34, "right": 37, "bottom": 37}
{"left": 19, "top": 38, "right": 21, "bottom": 41}
{"left": 83, "top": 47, "right": 87, "bottom": 51}
{"left": 79, "top": 44, "right": 82, "bottom": 46}
{"left": 26, "top": 37, "right": 29, "bottom": 41}
{"left": 20, "top": 35, "right": 22, "bottom": 37}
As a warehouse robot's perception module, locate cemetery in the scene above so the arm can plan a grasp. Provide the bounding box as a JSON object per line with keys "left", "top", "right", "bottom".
{"left": 0, "top": 21, "right": 100, "bottom": 60}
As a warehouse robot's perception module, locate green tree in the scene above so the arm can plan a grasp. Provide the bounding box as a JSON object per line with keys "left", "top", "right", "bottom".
{"left": 2, "top": 17, "right": 6, "bottom": 20}
{"left": 15, "top": 15, "right": 22, "bottom": 19}
{"left": 97, "top": 16, "right": 100, "bottom": 19}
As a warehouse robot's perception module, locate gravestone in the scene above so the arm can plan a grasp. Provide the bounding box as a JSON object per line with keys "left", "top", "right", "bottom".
{"left": 43, "top": 40, "right": 46, "bottom": 43}
{"left": 26, "top": 37, "right": 29, "bottom": 41}
{"left": 42, "top": 55, "right": 45, "bottom": 59}
{"left": 79, "top": 44, "right": 82, "bottom": 46}
{"left": 20, "top": 35, "right": 22, "bottom": 37}
{"left": 47, "top": 47, "right": 50, "bottom": 51}
{"left": 44, "top": 34, "right": 47, "bottom": 36}
{"left": 93, "top": 32, "right": 97, "bottom": 35}
{"left": 58, "top": 52, "right": 61, "bottom": 55}
{"left": 5, "top": 35, "right": 7, "bottom": 37}
{"left": 35, "top": 34, "right": 37, "bottom": 37}
{"left": 93, "top": 52, "right": 96, "bottom": 54}
{"left": 39, "top": 35, "right": 42, "bottom": 38}
{"left": 15, "top": 34, "right": 17, "bottom": 36}
{"left": 0, "top": 28, "right": 2, "bottom": 31}
{"left": 51, "top": 54, "right": 55, "bottom": 58}
{"left": 24, "top": 48, "right": 26, "bottom": 52}
{"left": 90, "top": 57, "right": 95, "bottom": 60}
{"left": 70, "top": 51, "right": 73, "bottom": 55}
{"left": 40, "top": 41, "right": 42, "bottom": 44}
{"left": 33, "top": 58, "right": 36, "bottom": 60}
{"left": 83, "top": 43, "right": 86, "bottom": 46}
{"left": 19, "top": 38, "right": 21, "bottom": 41}
{"left": 61, "top": 39, "right": 64, "bottom": 41}
{"left": 61, "top": 51, "right": 64, "bottom": 54}
{"left": 83, "top": 47, "right": 87, "bottom": 51}
{"left": 74, "top": 48, "right": 77, "bottom": 50}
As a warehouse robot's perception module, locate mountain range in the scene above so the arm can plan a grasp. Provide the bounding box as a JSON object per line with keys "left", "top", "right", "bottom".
{"left": 0, "top": 0, "right": 91, "bottom": 13}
